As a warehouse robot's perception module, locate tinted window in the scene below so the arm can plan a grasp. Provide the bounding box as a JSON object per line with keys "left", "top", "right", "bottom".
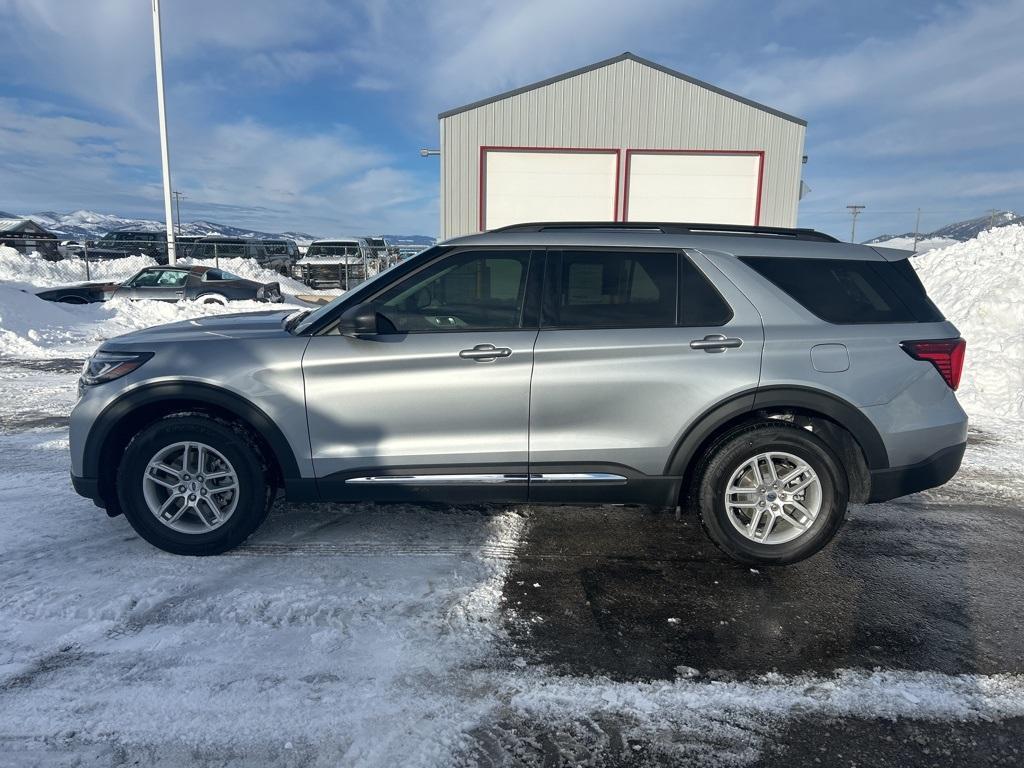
{"left": 155, "top": 270, "right": 188, "bottom": 286}
{"left": 680, "top": 256, "right": 733, "bottom": 326}
{"left": 375, "top": 250, "right": 531, "bottom": 332}
{"left": 741, "top": 256, "right": 944, "bottom": 324}
{"left": 203, "top": 269, "right": 243, "bottom": 281}
{"left": 127, "top": 270, "right": 160, "bottom": 287}
{"left": 545, "top": 251, "right": 676, "bottom": 328}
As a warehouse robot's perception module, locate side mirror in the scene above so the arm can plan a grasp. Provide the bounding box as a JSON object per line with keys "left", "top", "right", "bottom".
{"left": 338, "top": 302, "right": 383, "bottom": 337}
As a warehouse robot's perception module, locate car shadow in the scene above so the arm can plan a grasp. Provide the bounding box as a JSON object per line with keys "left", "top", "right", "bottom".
{"left": 500, "top": 491, "right": 1024, "bottom": 681}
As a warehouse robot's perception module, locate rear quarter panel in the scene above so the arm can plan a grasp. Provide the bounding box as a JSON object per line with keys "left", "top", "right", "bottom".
{"left": 701, "top": 250, "right": 968, "bottom": 466}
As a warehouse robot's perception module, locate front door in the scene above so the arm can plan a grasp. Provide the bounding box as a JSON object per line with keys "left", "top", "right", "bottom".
{"left": 115, "top": 268, "right": 189, "bottom": 301}
{"left": 528, "top": 248, "right": 764, "bottom": 505}
{"left": 302, "top": 248, "right": 540, "bottom": 502}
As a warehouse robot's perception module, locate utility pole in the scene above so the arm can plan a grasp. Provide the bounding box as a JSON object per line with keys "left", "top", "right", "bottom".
{"left": 172, "top": 190, "right": 185, "bottom": 237}
{"left": 912, "top": 207, "right": 922, "bottom": 253}
{"left": 846, "top": 204, "right": 865, "bottom": 243}
{"left": 151, "top": 0, "right": 177, "bottom": 265}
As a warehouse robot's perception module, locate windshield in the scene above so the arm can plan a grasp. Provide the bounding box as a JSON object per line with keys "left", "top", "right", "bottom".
{"left": 292, "top": 257, "right": 409, "bottom": 335}
{"left": 307, "top": 244, "right": 361, "bottom": 257}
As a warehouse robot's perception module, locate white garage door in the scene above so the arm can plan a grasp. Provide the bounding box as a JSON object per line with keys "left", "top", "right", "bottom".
{"left": 482, "top": 150, "right": 618, "bottom": 231}
{"left": 624, "top": 152, "right": 762, "bottom": 225}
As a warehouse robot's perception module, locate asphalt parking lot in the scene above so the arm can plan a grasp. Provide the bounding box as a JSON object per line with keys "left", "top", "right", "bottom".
{"left": 482, "top": 425, "right": 1024, "bottom": 765}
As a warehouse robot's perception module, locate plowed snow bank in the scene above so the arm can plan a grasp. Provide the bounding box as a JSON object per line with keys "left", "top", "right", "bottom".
{"left": 914, "top": 225, "right": 1024, "bottom": 418}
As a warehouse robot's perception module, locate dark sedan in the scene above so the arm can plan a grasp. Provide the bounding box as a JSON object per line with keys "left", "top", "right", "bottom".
{"left": 36, "top": 266, "right": 283, "bottom": 305}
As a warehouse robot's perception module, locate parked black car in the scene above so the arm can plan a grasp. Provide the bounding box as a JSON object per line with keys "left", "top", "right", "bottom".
{"left": 181, "top": 236, "right": 296, "bottom": 275}
{"left": 87, "top": 231, "right": 169, "bottom": 264}
{"left": 35, "top": 266, "right": 282, "bottom": 305}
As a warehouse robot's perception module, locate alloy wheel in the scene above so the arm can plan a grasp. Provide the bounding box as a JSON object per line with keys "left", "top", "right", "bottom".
{"left": 142, "top": 441, "right": 240, "bottom": 534}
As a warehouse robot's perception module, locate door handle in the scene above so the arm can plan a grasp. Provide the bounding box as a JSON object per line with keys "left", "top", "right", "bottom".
{"left": 690, "top": 334, "right": 743, "bottom": 353}
{"left": 459, "top": 344, "right": 512, "bottom": 361}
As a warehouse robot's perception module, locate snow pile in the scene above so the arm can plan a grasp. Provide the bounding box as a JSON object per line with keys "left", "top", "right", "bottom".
{"left": 0, "top": 285, "right": 84, "bottom": 358}
{"left": 0, "top": 245, "right": 155, "bottom": 286}
{"left": 873, "top": 235, "right": 958, "bottom": 253}
{"left": 914, "top": 224, "right": 1024, "bottom": 418}
{"left": 0, "top": 284, "right": 299, "bottom": 359}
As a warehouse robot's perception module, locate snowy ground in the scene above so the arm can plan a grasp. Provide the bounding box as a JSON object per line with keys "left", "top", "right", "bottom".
{"left": 2, "top": 230, "right": 1024, "bottom": 766}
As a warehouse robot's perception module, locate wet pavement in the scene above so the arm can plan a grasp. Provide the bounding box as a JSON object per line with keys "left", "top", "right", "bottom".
{"left": 502, "top": 498, "right": 1024, "bottom": 680}
{"left": 495, "top": 431, "right": 1024, "bottom": 765}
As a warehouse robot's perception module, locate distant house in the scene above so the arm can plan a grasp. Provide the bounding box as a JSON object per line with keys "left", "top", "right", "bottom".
{"left": 0, "top": 218, "right": 60, "bottom": 259}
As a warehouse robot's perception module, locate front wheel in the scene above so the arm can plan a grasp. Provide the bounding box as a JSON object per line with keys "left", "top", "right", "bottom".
{"left": 696, "top": 423, "right": 848, "bottom": 565}
{"left": 117, "top": 415, "right": 273, "bottom": 555}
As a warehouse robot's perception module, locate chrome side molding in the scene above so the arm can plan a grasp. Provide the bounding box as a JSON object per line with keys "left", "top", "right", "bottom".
{"left": 344, "top": 472, "right": 627, "bottom": 485}
{"left": 529, "top": 473, "right": 626, "bottom": 483}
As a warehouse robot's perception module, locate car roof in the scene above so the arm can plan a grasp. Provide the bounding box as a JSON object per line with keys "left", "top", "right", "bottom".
{"left": 441, "top": 222, "right": 909, "bottom": 261}
{"left": 139, "top": 265, "right": 209, "bottom": 274}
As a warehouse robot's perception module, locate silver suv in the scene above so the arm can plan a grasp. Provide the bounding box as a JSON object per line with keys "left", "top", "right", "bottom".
{"left": 69, "top": 222, "right": 968, "bottom": 564}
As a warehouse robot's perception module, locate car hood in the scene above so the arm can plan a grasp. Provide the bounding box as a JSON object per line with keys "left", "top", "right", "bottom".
{"left": 105, "top": 309, "right": 294, "bottom": 347}
{"left": 37, "top": 280, "right": 120, "bottom": 295}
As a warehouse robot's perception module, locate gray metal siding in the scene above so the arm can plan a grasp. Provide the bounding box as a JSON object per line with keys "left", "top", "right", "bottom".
{"left": 440, "top": 58, "right": 805, "bottom": 238}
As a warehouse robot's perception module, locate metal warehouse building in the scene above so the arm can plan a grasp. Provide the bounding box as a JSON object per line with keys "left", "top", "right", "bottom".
{"left": 438, "top": 52, "right": 806, "bottom": 238}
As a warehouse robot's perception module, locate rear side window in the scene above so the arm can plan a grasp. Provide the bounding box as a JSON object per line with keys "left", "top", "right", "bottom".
{"left": 741, "top": 256, "right": 944, "bottom": 324}
{"left": 545, "top": 251, "right": 677, "bottom": 328}
{"left": 680, "top": 255, "right": 732, "bottom": 326}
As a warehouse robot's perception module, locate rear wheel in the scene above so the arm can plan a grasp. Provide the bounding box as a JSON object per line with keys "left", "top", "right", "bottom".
{"left": 117, "top": 415, "right": 272, "bottom": 555}
{"left": 196, "top": 293, "right": 228, "bottom": 305}
{"left": 696, "top": 423, "right": 848, "bottom": 565}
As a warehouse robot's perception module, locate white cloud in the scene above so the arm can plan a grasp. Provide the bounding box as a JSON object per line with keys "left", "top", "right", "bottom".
{"left": 731, "top": 0, "right": 1024, "bottom": 139}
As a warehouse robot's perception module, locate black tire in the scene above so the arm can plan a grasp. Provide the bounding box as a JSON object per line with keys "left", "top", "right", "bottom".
{"left": 196, "top": 293, "right": 227, "bottom": 305}
{"left": 696, "top": 423, "right": 848, "bottom": 565}
{"left": 117, "top": 415, "right": 273, "bottom": 555}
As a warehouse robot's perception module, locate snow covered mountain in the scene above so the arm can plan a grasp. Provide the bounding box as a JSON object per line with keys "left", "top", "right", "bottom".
{"left": 10, "top": 209, "right": 436, "bottom": 247}
{"left": 13, "top": 209, "right": 321, "bottom": 244}
{"left": 868, "top": 210, "right": 1021, "bottom": 246}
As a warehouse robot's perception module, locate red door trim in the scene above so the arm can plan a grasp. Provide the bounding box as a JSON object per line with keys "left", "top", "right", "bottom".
{"left": 478, "top": 146, "right": 622, "bottom": 232}
{"left": 622, "top": 149, "right": 766, "bottom": 225}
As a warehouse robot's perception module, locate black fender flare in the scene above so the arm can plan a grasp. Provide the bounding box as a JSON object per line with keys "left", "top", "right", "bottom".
{"left": 83, "top": 381, "right": 302, "bottom": 482}
{"left": 665, "top": 386, "right": 889, "bottom": 477}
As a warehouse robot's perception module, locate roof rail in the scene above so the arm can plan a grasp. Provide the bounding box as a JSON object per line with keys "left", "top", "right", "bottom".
{"left": 489, "top": 221, "right": 840, "bottom": 243}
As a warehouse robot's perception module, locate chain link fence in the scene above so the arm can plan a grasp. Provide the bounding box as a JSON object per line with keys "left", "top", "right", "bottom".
{"left": 45, "top": 235, "right": 403, "bottom": 289}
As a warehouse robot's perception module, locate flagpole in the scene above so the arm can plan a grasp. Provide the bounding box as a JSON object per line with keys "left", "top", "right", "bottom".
{"left": 151, "top": 0, "right": 177, "bottom": 265}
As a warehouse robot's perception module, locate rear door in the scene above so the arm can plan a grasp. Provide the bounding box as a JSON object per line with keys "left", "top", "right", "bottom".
{"left": 528, "top": 248, "right": 763, "bottom": 504}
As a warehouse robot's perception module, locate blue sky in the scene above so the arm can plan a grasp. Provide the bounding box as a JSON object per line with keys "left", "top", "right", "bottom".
{"left": 0, "top": 0, "right": 1021, "bottom": 239}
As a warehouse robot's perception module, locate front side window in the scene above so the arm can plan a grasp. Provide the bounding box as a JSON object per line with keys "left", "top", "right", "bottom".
{"left": 545, "top": 250, "right": 677, "bottom": 328}
{"left": 374, "top": 250, "right": 531, "bottom": 332}
{"left": 150, "top": 270, "right": 188, "bottom": 287}
{"left": 127, "top": 269, "right": 183, "bottom": 287}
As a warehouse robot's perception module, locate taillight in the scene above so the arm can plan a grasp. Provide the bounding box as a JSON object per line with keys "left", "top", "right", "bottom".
{"left": 900, "top": 338, "right": 966, "bottom": 390}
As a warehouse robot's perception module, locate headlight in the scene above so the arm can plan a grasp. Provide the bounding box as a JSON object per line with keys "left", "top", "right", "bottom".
{"left": 80, "top": 350, "right": 153, "bottom": 387}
